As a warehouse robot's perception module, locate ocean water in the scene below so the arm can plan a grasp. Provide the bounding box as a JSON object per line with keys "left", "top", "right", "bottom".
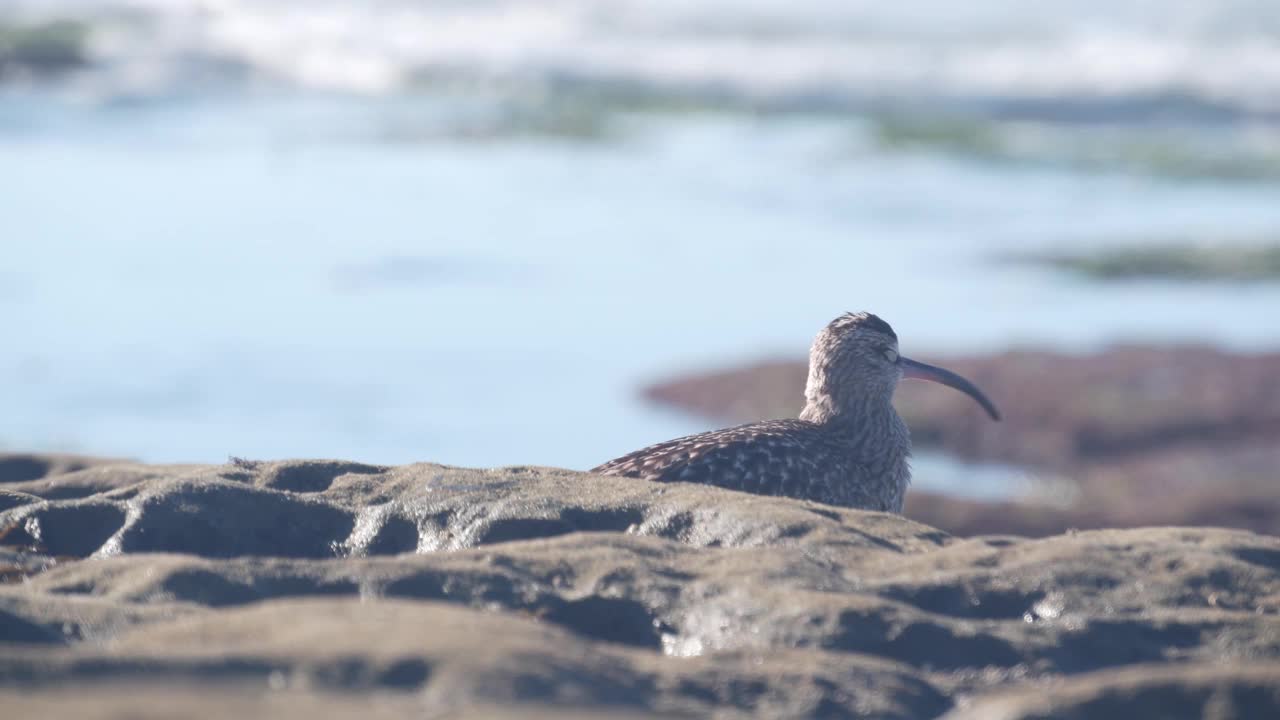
{"left": 3, "top": 0, "right": 1279, "bottom": 499}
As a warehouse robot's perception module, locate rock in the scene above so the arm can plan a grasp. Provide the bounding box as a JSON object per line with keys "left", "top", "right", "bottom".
{"left": 0, "top": 20, "right": 89, "bottom": 77}
{"left": 903, "top": 471, "right": 1280, "bottom": 539}
{"left": 0, "top": 453, "right": 128, "bottom": 485}
{"left": 1, "top": 457, "right": 1278, "bottom": 717}
{"left": 1009, "top": 242, "right": 1280, "bottom": 283}
{"left": 941, "top": 663, "right": 1280, "bottom": 720}
{"left": 0, "top": 687, "right": 666, "bottom": 720}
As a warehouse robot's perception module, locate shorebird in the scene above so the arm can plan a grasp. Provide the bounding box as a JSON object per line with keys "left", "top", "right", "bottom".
{"left": 592, "top": 312, "right": 1000, "bottom": 512}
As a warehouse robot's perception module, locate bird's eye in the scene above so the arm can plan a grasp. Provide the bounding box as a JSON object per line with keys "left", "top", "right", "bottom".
{"left": 883, "top": 348, "right": 899, "bottom": 363}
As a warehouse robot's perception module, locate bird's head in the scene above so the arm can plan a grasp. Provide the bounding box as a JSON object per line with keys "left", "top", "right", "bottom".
{"left": 803, "top": 312, "right": 1001, "bottom": 422}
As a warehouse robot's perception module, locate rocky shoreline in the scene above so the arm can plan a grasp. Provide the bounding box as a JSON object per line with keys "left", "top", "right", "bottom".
{"left": 2, "top": 455, "right": 1279, "bottom": 718}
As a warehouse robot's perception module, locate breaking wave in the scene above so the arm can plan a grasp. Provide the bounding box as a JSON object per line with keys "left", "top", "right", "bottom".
{"left": 4, "top": 0, "right": 1280, "bottom": 125}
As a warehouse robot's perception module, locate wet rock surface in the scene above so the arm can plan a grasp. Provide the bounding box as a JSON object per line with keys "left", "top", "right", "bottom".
{"left": 2, "top": 455, "right": 1278, "bottom": 718}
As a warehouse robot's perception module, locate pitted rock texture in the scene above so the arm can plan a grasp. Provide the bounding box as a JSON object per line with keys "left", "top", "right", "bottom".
{"left": 2, "top": 454, "right": 1279, "bottom": 718}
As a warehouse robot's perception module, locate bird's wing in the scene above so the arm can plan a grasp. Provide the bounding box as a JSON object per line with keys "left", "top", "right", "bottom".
{"left": 591, "top": 420, "right": 827, "bottom": 496}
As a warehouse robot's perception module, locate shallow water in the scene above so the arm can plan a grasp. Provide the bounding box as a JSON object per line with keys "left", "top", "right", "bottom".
{"left": 3, "top": 1, "right": 1280, "bottom": 499}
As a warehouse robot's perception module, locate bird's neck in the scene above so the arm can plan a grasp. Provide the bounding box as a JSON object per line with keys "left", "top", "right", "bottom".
{"left": 802, "top": 391, "right": 912, "bottom": 512}
{"left": 799, "top": 391, "right": 906, "bottom": 448}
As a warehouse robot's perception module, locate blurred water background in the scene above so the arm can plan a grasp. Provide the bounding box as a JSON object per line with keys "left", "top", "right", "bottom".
{"left": 2, "top": 0, "right": 1278, "bottom": 499}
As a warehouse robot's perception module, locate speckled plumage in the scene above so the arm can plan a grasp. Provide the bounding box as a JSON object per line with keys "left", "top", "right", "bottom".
{"left": 592, "top": 417, "right": 911, "bottom": 512}
{"left": 593, "top": 312, "right": 916, "bottom": 512}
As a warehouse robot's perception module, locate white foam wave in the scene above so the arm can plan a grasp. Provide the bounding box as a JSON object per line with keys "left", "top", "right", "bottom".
{"left": 10, "top": 0, "right": 1280, "bottom": 119}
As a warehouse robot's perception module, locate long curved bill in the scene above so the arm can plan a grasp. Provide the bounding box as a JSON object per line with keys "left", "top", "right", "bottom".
{"left": 900, "top": 357, "right": 1002, "bottom": 421}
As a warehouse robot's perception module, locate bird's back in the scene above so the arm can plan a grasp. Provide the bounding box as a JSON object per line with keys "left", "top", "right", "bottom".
{"left": 591, "top": 418, "right": 906, "bottom": 511}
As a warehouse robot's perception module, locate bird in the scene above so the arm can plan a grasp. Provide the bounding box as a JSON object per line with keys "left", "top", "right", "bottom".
{"left": 592, "top": 312, "right": 1001, "bottom": 513}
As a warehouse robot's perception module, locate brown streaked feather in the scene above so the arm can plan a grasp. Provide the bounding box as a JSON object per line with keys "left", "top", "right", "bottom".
{"left": 592, "top": 419, "right": 899, "bottom": 511}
